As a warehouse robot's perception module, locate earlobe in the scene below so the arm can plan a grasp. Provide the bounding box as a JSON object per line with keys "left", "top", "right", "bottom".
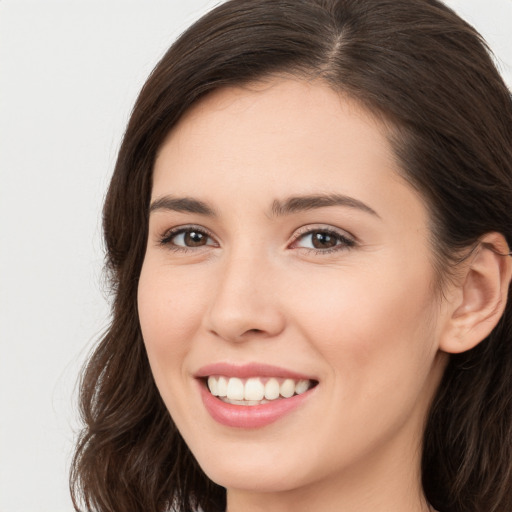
{"left": 439, "top": 232, "right": 512, "bottom": 354}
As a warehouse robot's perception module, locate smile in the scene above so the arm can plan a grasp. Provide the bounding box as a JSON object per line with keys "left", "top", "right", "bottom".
{"left": 196, "top": 363, "right": 318, "bottom": 428}
{"left": 207, "top": 376, "right": 314, "bottom": 405}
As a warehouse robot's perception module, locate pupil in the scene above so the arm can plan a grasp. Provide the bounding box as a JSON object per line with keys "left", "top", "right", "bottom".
{"left": 185, "top": 231, "right": 206, "bottom": 246}
{"left": 312, "top": 231, "right": 336, "bottom": 249}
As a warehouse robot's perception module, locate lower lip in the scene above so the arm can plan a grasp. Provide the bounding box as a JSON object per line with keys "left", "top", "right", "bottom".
{"left": 199, "top": 382, "right": 314, "bottom": 429}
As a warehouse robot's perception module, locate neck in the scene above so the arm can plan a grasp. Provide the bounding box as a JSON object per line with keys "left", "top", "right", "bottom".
{"left": 226, "top": 417, "right": 431, "bottom": 512}
{"left": 227, "top": 470, "right": 432, "bottom": 512}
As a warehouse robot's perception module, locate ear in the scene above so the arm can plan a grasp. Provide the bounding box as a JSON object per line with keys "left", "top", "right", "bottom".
{"left": 439, "top": 232, "right": 512, "bottom": 354}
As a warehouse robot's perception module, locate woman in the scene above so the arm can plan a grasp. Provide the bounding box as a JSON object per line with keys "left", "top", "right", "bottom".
{"left": 71, "top": 1, "right": 512, "bottom": 511}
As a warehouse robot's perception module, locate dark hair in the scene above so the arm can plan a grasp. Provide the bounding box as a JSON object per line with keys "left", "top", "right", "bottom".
{"left": 71, "top": 1, "right": 512, "bottom": 511}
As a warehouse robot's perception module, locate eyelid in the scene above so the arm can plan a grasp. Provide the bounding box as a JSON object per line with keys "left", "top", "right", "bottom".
{"left": 290, "top": 224, "right": 356, "bottom": 243}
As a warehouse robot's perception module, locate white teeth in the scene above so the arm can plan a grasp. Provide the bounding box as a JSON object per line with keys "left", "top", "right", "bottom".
{"left": 207, "top": 375, "right": 313, "bottom": 402}
{"left": 226, "top": 377, "right": 244, "bottom": 400}
{"left": 295, "top": 379, "right": 309, "bottom": 395}
{"left": 244, "top": 378, "right": 265, "bottom": 401}
{"left": 224, "top": 398, "right": 270, "bottom": 406}
{"left": 280, "top": 379, "right": 295, "bottom": 398}
{"left": 264, "top": 378, "right": 280, "bottom": 400}
{"left": 217, "top": 376, "right": 228, "bottom": 397}
{"left": 207, "top": 376, "right": 219, "bottom": 396}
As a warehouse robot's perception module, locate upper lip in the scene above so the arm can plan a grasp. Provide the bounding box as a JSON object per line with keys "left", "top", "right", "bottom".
{"left": 195, "top": 362, "right": 317, "bottom": 381}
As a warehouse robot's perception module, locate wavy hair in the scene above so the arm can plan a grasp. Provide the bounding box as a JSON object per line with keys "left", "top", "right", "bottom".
{"left": 71, "top": 1, "right": 512, "bottom": 511}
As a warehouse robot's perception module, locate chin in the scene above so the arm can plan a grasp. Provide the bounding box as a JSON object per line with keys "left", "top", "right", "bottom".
{"left": 201, "top": 458, "right": 309, "bottom": 494}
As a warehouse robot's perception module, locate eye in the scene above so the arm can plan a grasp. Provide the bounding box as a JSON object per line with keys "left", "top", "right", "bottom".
{"left": 290, "top": 227, "right": 355, "bottom": 253}
{"left": 159, "top": 226, "right": 217, "bottom": 251}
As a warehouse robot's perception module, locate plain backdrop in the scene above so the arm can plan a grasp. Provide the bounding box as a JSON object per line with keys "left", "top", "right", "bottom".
{"left": 0, "top": 1, "right": 510, "bottom": 511}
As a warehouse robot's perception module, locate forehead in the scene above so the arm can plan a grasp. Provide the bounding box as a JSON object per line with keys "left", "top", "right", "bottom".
{"left": 158, "top": 79, "right": 391, "bottom": 159}
{"left": 152, "top": 79, "right": 425, "bottom": 228}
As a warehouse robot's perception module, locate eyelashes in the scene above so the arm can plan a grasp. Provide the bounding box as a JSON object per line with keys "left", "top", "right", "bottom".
{"left": 158, "top": 224, "right": 356, "bottom": 255}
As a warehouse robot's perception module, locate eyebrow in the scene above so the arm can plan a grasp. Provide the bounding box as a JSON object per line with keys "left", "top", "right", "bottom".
{"left": 149, "top": 192, "right": 379, "bottom": 219}
{"left": 271, "top": 193, "right": 380, "bottom": 218}
{"left": 149, "top": 196, "right": 216, "bottom": 216}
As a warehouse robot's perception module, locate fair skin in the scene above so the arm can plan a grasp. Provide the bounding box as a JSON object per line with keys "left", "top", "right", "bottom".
{"left": 137, "top": 79, "right": 511, "bottom": 512}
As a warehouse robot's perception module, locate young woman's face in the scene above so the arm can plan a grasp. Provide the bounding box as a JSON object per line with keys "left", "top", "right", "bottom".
{"left": 138, "top": 79, "right": 448, "bottom": 499}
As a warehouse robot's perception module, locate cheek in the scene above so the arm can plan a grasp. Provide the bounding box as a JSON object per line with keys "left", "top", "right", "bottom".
{"left": 287, "top": 260, "right": 437, "bottom": 388}
{"left": 281, "top": 262, "right": 440, "bottom": 458}
{"left": 137, "top": 259, "right": 208, "bottom": 373}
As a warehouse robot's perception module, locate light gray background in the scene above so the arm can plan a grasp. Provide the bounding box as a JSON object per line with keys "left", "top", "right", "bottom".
{"left": 0, "top": 1, "right": 510, "bottom": 511}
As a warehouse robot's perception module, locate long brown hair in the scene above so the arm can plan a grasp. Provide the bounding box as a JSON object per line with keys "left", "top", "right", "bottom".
{"left": 71, "top": 1, "right": 512, "bottom": 511}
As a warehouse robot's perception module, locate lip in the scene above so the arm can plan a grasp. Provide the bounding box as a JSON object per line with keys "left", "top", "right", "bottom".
{"left": 195, "top": 362, "right": 318, "bottom": 429}
{"left": 198, "top": 382, "right": 315, "bottom": 428}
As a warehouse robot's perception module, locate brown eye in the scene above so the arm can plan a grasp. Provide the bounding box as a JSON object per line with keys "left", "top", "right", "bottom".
{"left": 183, "top": 230, "right": 208, "bottom": 247}
{"left": 292, "top": 227, "right": 355, "bottom": 253}
{"left": 160, "top": 226, "right": 216, "bottom": 249}
{"left": 311, "top": 231, "right": 338, "bottom": 249}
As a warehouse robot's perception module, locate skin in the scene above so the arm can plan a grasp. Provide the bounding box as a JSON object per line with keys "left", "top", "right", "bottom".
{"left": 138, "top": 79, "right": 452, "bottom": 512}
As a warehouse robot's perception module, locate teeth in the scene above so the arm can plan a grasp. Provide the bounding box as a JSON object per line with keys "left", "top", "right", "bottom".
{"left": 245, "top": 378, "right": 265, "bottom": 401}
{"left": 208, "top": 376, "right": 219, "bottom": 396}
{"left": 264, "top": 378, "right": 280, "bottom": 400}
{"left": 207, "top": 375, "right": 313, "bottom": 402}
{"left": 226, "top": 377, "right": 244, "bottom": 400}
{"left": 217, "top": 376, "right": 228, "bottom": 397}
{"left": 224, "top": 398, "right": 270, "bottom": 406}
{"left": 280, "top": 378, "right": 295, "bottom": 398}
{"left": 295, "top": 379, "right": 309, "bottom": 394}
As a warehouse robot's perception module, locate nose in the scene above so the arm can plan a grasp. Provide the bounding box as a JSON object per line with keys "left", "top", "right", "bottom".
{"left": 203, "top": 251, "right": 286, "bottom": 343}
